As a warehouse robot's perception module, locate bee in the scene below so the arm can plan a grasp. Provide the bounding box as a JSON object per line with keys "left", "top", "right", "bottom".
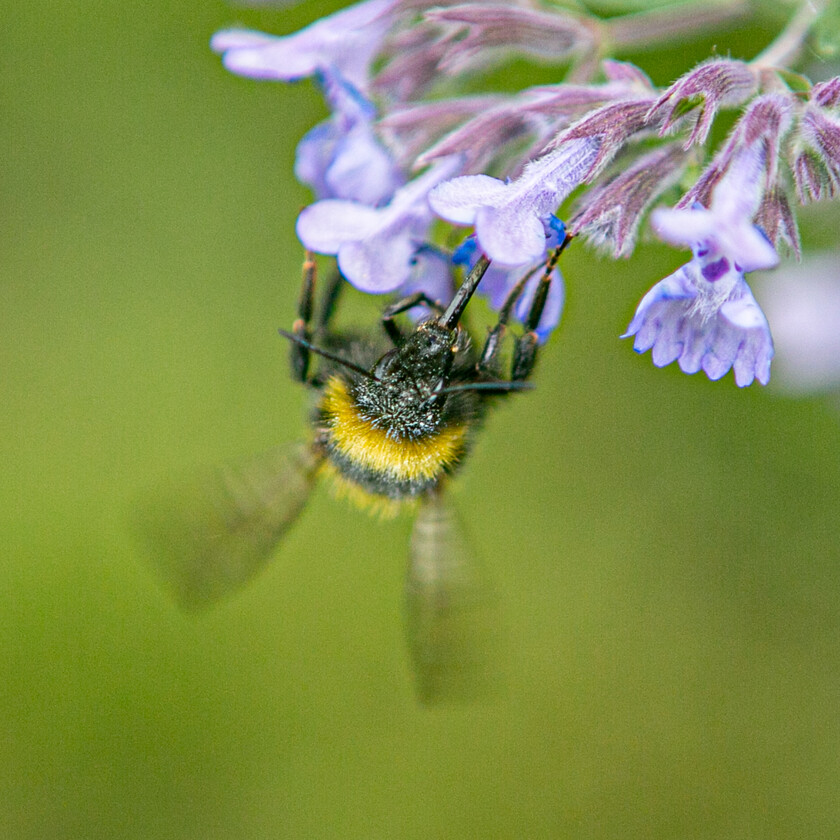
{"left": 143, "top": 241, "right": 568, "bottom": 703}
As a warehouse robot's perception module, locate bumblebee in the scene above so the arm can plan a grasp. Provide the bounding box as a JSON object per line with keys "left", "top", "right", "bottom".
{"left": 144, "top": 241, "right": 567, "bottom": 702}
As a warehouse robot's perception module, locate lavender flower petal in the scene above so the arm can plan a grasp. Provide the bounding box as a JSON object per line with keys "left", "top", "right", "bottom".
{"left": 429, "top": 138, "right": 599, "bottom": 265}
{"left": 295, "top": 201, "right": 381, "bottom": 254}
{"left": 400, "top": 246, "right": 455, "bottom": 313}
{"left": 623, "top": 263, "right": 773, "bottom": 387}
{"left": 211, "top": 0, "right": 397, "bottom": 90}
{"left": 427, "top": 175, "right": 508, "bottom": 224}
{"left": 652, "top": 147, "right": 778, "bottom": 272}
{"left": 458, "top": 226, "right": 566, "bottom": 342}
{"left": 294, "top": 70, "right": 403, "bottom": 204}
{"left": 515, "top": 267, "right": 565, "bottom": 342}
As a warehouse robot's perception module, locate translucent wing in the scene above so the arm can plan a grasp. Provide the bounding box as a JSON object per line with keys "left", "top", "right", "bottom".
{"left": 137, "top": 442, "right": 321, "bottom": 609}
{"left": 405, "top": 491, "right": 502, "bottom": 704}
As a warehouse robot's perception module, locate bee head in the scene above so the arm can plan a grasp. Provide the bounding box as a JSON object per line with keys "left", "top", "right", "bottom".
{"left": 355, "top": 321, "right": 465, "bottom": 439}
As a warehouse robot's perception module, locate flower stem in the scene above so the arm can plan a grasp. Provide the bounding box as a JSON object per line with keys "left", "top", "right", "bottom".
{"left": 604, "top": 0, "right": 750, "bottom": 52}
{"left": 752, "top": 0, "right": 826, "bottom": 70}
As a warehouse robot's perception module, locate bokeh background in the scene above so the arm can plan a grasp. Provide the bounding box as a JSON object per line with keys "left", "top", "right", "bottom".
{"left": 3, "top": 1, "right": 839, "bottom": 838}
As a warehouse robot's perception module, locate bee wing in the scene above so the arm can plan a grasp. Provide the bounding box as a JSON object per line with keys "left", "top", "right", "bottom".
{"left": 405, "top": 491, "right": 502, "bottom": 704}
{"left": 137, "top": 442, "right": 321, "bottom": 609}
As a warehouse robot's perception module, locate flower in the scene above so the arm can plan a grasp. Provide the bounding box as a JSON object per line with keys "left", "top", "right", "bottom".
{"left": 428, "top": 137, "right": 599, "bottom": 265}
{"left": 295, "top": 156, "right": 463, "bottom": 293}
{"left": 294, "top": 70, "right": 403, "bottom": 205}
{"left": 623, "top": 259, "right": 775, "bottom": 386}
{"left": 623, "top": 148, "right": 779, "bottom": 386}
{"left": 211, "top": 0, "right": 397, "bottom": 92}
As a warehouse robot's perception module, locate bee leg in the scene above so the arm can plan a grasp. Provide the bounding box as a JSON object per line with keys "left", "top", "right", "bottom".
{"left": 511, "top": 271, "right": 550, "bottom": 382}
{"left": 476, "top": 269, "right": 536, "bottom": 378}
{"left": 381, "top": 292, "right": 445, "bottom": 346}
{"left": 315, "top": 268, "right": 344, "bottom": 336}
{"left": 510, "top": 234, "right": 572, "bottom": 381}
{"left": 290, "top": 252, "right": 317, "bottom": 383}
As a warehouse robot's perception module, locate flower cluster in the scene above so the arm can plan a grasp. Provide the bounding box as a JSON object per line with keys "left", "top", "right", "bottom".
{"left": 212, "top": 0, "right": 840, "bottom": 388}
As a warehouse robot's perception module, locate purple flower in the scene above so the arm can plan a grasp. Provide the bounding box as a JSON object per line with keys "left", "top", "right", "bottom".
{"left": 294, "top": 70, "right": 403, "bottom": 205}
{"left": 623, "top": 259, "right": 774, "bottom": 386}
{"left": 428, "top": 137, "right": 599, "bottom": 266}
{"left": 652, "top": 147, "right": 777, "bottom": 273}
{"left": 295, "top": 156, "right": 463, "bottom": 293}
{"left": 623, "top": 148, "right": 779, "bottom": 387}
{"left": 211, "top": 0, "right": 397, "bottom": 92}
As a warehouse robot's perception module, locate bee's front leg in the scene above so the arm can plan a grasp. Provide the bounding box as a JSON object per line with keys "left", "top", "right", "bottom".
{"left": 381, "top": 292, "right": 445, "bottom": 347}
{"left": 289, "top": 251, "right": 317, "bottom": 384}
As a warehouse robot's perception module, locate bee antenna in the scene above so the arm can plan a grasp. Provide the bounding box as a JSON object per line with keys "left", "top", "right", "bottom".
{"left": 278, "top": 329, "right": 380, "bottom": 381}
{"left": 437, "top": 380, "right": 535, "bottom": 396}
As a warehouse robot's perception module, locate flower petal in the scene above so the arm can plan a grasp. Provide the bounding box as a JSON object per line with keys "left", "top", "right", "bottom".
{"left": 624, "top": 265, "right": 773, "bottom": 386}
{"left": 212, "top": 0, "right": 397, "bottom": 89}
{"left": 323, "top": 128, "right": 403, "bottom": 205}
{"left": 474, "top": 204, "right": 546, "bottom": 266}
{"left": 514, "top": 268, "right": 565, "bottom": 342}
{"left": 338, "top": 233, "right": 416, "bottom": 293}
{"left": 428, "top": 175, "right": 508, "bottom": 224}
{"left": 295, "top": 200, "right": 380, "bottom": 253}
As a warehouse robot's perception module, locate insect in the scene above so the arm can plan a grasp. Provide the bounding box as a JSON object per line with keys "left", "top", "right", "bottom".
{"left": 143, "top": 240, "right": 569, "bottom": 702}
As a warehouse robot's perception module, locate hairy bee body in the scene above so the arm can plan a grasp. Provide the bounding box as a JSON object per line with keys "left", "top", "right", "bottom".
{"left": 141, "top": 248, "right": 563, "bottom": 702}
{"left": 311, "top": 321, "right": 486, "bottom": 512}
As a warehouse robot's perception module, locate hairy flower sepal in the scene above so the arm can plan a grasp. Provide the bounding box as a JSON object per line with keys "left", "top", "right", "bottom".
{"left": 296, "top": 157, "right": 463, "bottom": 293}
{"left": 428, "top": 138, "right": 599, "bottom": 266}
{"left": 623, "top": 252, "right": 774, "bottom": 387}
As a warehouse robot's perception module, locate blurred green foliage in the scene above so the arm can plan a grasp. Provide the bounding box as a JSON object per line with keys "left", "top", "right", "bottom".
{"left": 2, "top": 2, "right": 839, "bottom": 838}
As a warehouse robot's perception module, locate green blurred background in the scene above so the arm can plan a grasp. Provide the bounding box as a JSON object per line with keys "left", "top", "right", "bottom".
{"left": 3, "top": 1, "right": 839, "bottom": 838}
